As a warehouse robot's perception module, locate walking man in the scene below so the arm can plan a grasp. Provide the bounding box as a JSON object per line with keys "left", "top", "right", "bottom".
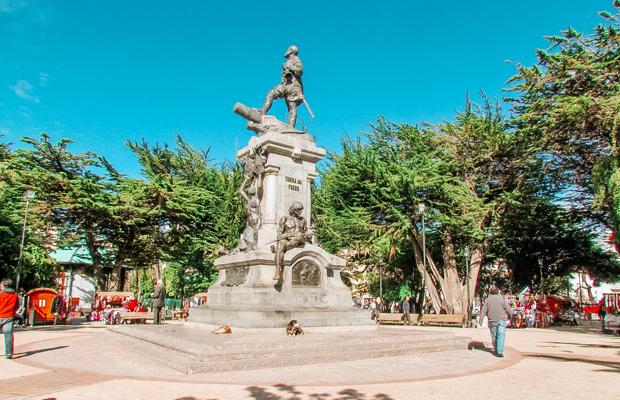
{"left": 479, "top": 287, "right": 513, "bottom": 357}
{"left": 0, "top": 278, "right": 19, "bottom": 359}
{"left": 402, "top": 296, "right": 411, "bottom": 325}
{"left": 150, "top": 280, "right": 166, "bottom": 325}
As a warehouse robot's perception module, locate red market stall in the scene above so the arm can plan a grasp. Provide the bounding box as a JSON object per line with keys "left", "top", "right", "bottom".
{"left": 93, "top": 291, "right": 134, "bottom": 311}
{"left": 25, "top": 288, "right": 58, "bottom": 324}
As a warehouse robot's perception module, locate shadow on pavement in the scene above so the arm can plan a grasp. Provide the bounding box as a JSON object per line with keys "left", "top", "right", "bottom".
{"left": 15, "top": 324, "right": 105, "bottom": 332}
{"left": 524, "top": 353, "right": 620, "bottom": 373}
{"left": 245, "top": 385, "right": 394, "bottom": 400}
{"left": 468, "top": 341, "right": 496, "bottom": 355}
{"left": 12, "top": 346, "right": 69, "bottom": 359}
{"left": 173, "top": 385, "right": 395, "bottom": 400}
{"left": 547, "top": 341, "right": 620, "bottom": 350}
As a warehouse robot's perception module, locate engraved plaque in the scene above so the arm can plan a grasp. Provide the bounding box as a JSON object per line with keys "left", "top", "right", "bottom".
{"left": 292, "top": 260, "right": 321, "bottom": 287}
{"left": 221, "top": 267, "right": 249, "bottom": 286}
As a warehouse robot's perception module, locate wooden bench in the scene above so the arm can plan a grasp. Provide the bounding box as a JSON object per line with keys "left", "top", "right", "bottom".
{"left": 377, "top": 313, "right": 420, "bottom": 325}
{"left": 117, "top": 312, "right": 154, "bottom": 324}
{"left": 171, "top": 310, "right": 188, "bottom": 321}
{"left": 419, "top": 314, "right": 465, "bottom": 327}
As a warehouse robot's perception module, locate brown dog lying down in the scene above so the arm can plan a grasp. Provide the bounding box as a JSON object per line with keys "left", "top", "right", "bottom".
{"left": 212, "top": 326, "right": 232, "bottom": 334}
{"left": 286, "top": 320, "right": 304, "bottom": 336}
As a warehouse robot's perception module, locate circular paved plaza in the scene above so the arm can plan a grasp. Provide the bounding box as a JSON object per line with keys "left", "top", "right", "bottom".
{"left": 0, "top": 321, "right": 617, "bottom": 400}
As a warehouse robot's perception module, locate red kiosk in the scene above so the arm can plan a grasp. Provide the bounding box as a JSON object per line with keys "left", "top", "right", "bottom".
{"left": 24, "top": 288, "right": 58, "bottom": 325}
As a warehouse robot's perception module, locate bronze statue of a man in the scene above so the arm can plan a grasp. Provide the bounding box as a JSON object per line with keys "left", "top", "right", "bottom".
{"left": 272, "top": 201, "right": 312, "bottom": 280}
{"left": 260, "top": 45, "right": 305, "bottom": 128}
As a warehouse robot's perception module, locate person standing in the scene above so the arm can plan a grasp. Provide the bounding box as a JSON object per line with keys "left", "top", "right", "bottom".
{"left": 150, "top": 280, "right": 166, "bottom": 325}
{"left": 479, "top": 287, "right": 513, "bottom": 357}
{"left": 530, "top": 295, "right": 538, "bottom": 328}
{"left": 598, "top": 298, "right": 606, "bottom": 332}
{"left": 402, "top": 296, "right": 411, "bottom": 325}
{"left": 0, "top": 279, "right": 19, "bottom": 359}
{"left": 50, "top": 293, "right": 65, "bottom": 326}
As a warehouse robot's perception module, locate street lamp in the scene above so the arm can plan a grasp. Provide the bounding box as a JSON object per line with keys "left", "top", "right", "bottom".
{"left": 538, "top": 257, "right": 544, "bottom": 296}
{"left": 16, "top": 190, "right": 36, "bottom": 293}
{"left": 419, "top": 203, "right": 426, "bottom": 315}
{"left": 378, "top": 253, "right": 383, "bottom": 304}
{"left": 465, "top": 246, "right": 471, "bottom": 328}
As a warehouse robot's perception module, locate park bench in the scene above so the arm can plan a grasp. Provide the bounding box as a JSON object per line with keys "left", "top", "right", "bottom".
{"left": 117, "top": 312, "right": 154, "bottom": 324}
{"left": 171, "top": 310, "right": 188, "bottom": 321}
{"left": 377, "top": 313, "right": 419, "bottom": 325}
{"left": 419, "top": 314, "right": 465, "bottom": 327}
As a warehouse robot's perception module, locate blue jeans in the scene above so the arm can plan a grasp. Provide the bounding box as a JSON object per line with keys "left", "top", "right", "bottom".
{"left": 489, "top": 320, "right": 507, "bottom": 355}
{"left": 0, "top": 317, "right": 14, "bottom": 356}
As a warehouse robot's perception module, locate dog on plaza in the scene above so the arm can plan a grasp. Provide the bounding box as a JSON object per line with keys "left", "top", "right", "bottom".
{"left": 212, "top": 326, "right": 232, "bottom": 334}
{"left": 286, "top": 320, "right": 304, "bottom": 336}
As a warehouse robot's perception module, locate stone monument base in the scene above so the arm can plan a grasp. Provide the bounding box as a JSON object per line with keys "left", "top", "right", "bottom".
{"left": 187, "top": 304, "right": 374, "bottom": 332}
{"left": 188, "top": 244, "right": 373, "bottom": 331}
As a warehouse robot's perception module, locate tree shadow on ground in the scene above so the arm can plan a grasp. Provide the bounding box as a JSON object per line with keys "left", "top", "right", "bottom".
{"left": 524, "top": 353, "right": 620, "bottom": 373}
{"left": 15, "top": 325, "right": 105, "bottom": 332}
{"left": 173, "top": 385, "right": 395, "bottom": 400}
{"left": 548, "top": 341, "right": 620, "bottom": 350}
{"left": 245, "top": 385, "right": 394, "bottom": 400}
{"left": 11, "top": 346, "right": 68, "bottom": 359}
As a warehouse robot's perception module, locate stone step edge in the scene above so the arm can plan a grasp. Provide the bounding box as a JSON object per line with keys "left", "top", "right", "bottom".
{"left": 187, "top": 339, "right": 472, "bottom": 375}
{"left": 100, "top": 331, "right": 470, "bottom": 375}
{"left": 103, "top": 329, "right": 470, "bottom": 363}
{"left": 109, "top": 326, "right": 457, "bottom": 352}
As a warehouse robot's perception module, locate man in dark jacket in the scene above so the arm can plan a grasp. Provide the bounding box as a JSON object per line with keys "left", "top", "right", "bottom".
{"left": 0, "top": 279, "right": 19, "bottom": 359}
{"left": 402, "top": 296, "right": 411, "bottom": 325}
{"left": 479, "top": 287, "right": 513, "bottom": 357}
{"left": 150, "top": 280, "right": 166, "bottom": 324}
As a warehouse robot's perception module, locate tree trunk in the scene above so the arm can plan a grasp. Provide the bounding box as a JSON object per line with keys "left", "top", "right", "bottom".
{"left": 441, "top": 229, "right": 463, "bottom": 315}
{"left": 410, "top": 229, "right": 443, "bottom": 314}
{"left": 460, "top": 243, "right": 484, "bottom": 311}
{"left": 110, "top": 253, "right": 126, "bottom": 292}
{"left": 84, "top": 228, "right": 104, "bottom": 288}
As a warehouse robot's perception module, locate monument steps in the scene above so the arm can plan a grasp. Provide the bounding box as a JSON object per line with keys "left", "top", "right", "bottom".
{"left": 100, "top": 326, "right": 471, "bottom": 375}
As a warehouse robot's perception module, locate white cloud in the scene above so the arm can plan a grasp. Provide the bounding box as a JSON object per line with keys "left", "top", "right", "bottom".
{"left": 1, "top": 1, "right": 60, "bottom": 26}
{"left": 0, "top": 127, "right": 11, "bottom": 136}
{"left": 40, "top": 72, "right": 49, "bottom": 86}
{"left": 9, "top": 80, "right": 39, "bottom": 103}
{"left": 0, "top": 0, "right": 27, "bottom": 13}
{"left": 18, "top": 106, "right": 30, "bottom": 118}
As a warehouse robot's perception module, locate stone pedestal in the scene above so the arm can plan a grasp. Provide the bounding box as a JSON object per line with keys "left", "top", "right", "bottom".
{"left": 189, "top": 124, "right": 372, "bottom": 330}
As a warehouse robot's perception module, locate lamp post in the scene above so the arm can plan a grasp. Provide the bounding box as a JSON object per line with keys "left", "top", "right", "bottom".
{"left": 465, "top": 246, "right": 471, "bottom": 328}
{"left": 16, "top": 190, "right": 36, "bottom": 293}
{"left": 378, "top": 253, "right": 383, "bottom": 303}
{"left": 538, "top": 257, "right": 544, "bottom": 296}
{"left": 418, "top": 203, "right": 426, "bottom": 315}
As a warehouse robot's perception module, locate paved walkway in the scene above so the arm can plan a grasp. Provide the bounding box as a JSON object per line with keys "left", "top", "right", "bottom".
{"left": 0, "top": 320, "right": 618, "bottom": 399}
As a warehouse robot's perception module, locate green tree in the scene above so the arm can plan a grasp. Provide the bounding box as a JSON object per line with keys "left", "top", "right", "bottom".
{"left": 15, "top": 133, "right": 129, "bottom": 287}
{"left": 316, "top": 96, "right": 533, "bottom": 314}
{"left": 506, "top": 1, "right": 620, "bottom": 248}
{"left": 126, "top": 134, "right": 245, "bottom": 296}
{"left": 0, "top": 135, "right": 60, "bottom": 288}
{"left": 486, "top": 199, "right": 620, "bottom": 294}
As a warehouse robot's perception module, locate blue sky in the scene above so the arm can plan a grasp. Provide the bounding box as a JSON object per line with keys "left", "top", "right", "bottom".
{"left": 0, "top": 1, "right": 615, "bottom": 177}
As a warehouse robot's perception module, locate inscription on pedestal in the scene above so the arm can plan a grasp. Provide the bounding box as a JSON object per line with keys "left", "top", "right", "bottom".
{"left": 292, "top": 260, "right": 321, "bottom": 287}
{"left": 221, "top": 267, "right": 249, "bottom": 286}
{"left": 286, "top": 176, "right": 302, "bottom": 191}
